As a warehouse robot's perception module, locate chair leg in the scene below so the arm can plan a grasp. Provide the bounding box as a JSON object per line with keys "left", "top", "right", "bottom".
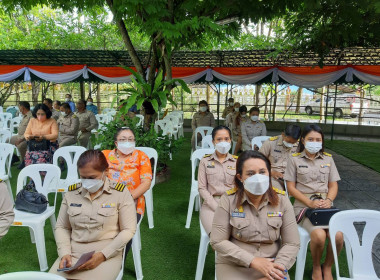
{"left": 215, "top": 252, "right": 217, "bottom": 280}
{"left": 344, "top": 239, "right": 353, "bottom": 278}
{"left": 195, "top": 234, "right": 210, "bottom": 280}
{"left": 145, "top": 190, "right": 154, "bottom": 229}
{"left": 50, "top": 214, "right": 57, "bottom": 239}
{"left": 32, "top": 225, "right": 49, "bottom": 271}
{"left": 295, "top": 234, "right": 310, "bottom": 280}
{"left": 185, "top": 192, "right": 198, "bottom": 228}
{"left": 194, "top": 197, "right": 200, "bottom": 211}
{"left": 5, "top": 179, "right": 13, "bottom": 201}
{"left": 132, "top": 233, "right": 143, "bottom": 280}
{"left": 29, "top": 227, "right": 36, "bottom": 243}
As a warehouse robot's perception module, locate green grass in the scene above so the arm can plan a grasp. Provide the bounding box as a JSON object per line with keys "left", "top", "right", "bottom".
{"left": 325, "top": 140, "right": 380, "bottom": 173}
{"left": 0, "top": 134, "right": 351, "bottom": 279}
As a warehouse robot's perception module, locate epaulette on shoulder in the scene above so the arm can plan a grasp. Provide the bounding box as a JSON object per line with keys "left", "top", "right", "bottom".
{"left": 259, "top": 120, "right": 264, "bottom": 123}
{"left": 72, "top": 114, "right": 77, "bottom": 118}
{"left": 68, "top": 183, "right": 79, "bottom": 191}
{"left": 323, "top": 152, "right": 332, "bottom": 157}
{"left": 0, "top": 179, "right": 3, "bottom": 182}
{"left": 232, "top": 155, "right": 238, "bottom": 159}
{"left": 270, "top": 136, "right": 279, "bottom": 141}
{"left": 114, "top": 183, "right": 126, "bottom": 192}
{"left": 226, "top": 187, "right": 237, "bottom": 195}
{"left": 272, "top": 187, "right": 286, "bottom": 196}
{"left": 203, "top": 154, "right": 212, "bottom": 158}
{"left": 292, "top": 152, "right": 301, "bottom": 157}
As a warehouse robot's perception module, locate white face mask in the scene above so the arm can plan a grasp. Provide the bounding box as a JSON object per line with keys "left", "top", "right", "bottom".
{"left": 87, "top": 102, "right": 93, "bottom": 105}
{"left": 283, "top": 140, "right": 294, "bottom": 148}
{"left": 61, "top": 112, "right": 67, "bottom": 117}
{"left": 305, "top": 141, "right": 322, "bottom": 154}
{"left": 199, "top": 106, "right": 207, "bottom": 112}
{"left": 234, "top": 107, "right": 239, "bottom": 112}
{"left": 229, "top": 102, "right": 234, "bottom": 107}
{"left": 215, "top": 141, "right": 231, "bottom": 154}
{"left": 81, "top": 175, "right": 104, "bottom": 193}
{"left": 117, "top": 141, "right": 135, "bottom": 155}
{"left": 65, "top": 98, "right": 70, "bottom": 102}
{"left": 243, "top": 174, "right": 270, "bottom": 195}
{"left": 251, "top": 115, "right": 259, "bottom": 121}
{"left": 241, "top": 113, "right": 247, "bottom": 117}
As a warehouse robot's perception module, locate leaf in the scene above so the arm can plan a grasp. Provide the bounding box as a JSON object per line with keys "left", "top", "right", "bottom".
{"left": 125, "top": 92, "right": 139, "bottom": 110}
{"left": 136, "top": 97, "right": 145, "bottom": 109}
{"left": 164, "top": 78, "right": 191, "bottom": 93}
{"left": 150, "top": 99, "right": 159, "bottom": 113}
{"left": 157, "top": 91, "right": 167, "bottom": 107}
{"left": 154, "top": 70, "right": 163, "bottom": 92}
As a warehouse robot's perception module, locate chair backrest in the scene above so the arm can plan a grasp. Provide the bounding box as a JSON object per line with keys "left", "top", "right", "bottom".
{"left": 154, "top": 120, "right": 173, "bottom": 137}
{"left": 201, "top": 135, "right": 214, "bottom": 149}
{"left": 0, "top": 143, "right": 15, "bottom": 177}
{"left": 170, "top": 112, "right": 183, "bottom": 123}
{"left": 135, "top": 114, "right": 144, "bottom": 127}
{"left": 194, "top": 126, "right": 213, "bottom": 149}
{"left": 136, "top": 147, "right": 158, "bottom": 187}
{"left": 10, "top": 116, "right": 22, "bottom": 134}
{"left": 6, "top": 106, "right": 19, "bottom": 118}
{"left": 251, "top": 136, "right": 271, "bottom": 149}
{"left": 165, "top": 114, "right": 179, "bottom": 127}
{"left": 329, "top": 209, "right": 380, "bottom": 279}
{"left": 95, "top": 114, "right": 109, "bottom": 125}
{"left": 0, "top": 130, "right": 11, "bottom": 143}
{"left": 102, "top": 108, "right": 112, "bottom": 114}
{"left": 53, "top": 146, "right": 87, "bottom": 188}
{"left": 191, "top": 148, "right": 215, "bottom": 183}
{"left": 0, "top": 113, "right": 13, "bottom": 129}
{"left": 0, "top": 271, "right": 66, "bottom": 280}
{"left": 17, "top": 164, "right": 61, "bottom": 206}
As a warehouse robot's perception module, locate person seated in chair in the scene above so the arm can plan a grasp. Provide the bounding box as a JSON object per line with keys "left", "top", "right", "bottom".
{"left": 58, "top": 103, "right": 79, "bottom": 148}
{"left": 0, "top": 180, "right": 14, "bottom": 240}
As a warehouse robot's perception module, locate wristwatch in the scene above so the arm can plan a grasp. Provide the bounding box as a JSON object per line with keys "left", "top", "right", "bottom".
{"left": 326, "top": 197, "right": 334, "bottom": 206}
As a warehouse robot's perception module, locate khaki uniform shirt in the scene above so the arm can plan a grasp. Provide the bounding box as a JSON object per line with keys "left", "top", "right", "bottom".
{"left": 58, "top": 112, "right": 79, "bottom": 138}
{"left": 0, "top": 182, "right": 14, "bottom": 239}
{"left": 225, "top": 112, "right": 237, "bottom": 129}
{"left": 198, "top": 153, "right": 237, "bottom": 211}
{"left": 75, "top": 110, "right": 98, "bottom": 132}
{"left": 222, "top": 106, "right": 234, "bottom": 118}
{"left": 18, "top": 111, "right": 33, "bottom": 138}
{"left": 51, "top": 109, "right": 60, "bottom": 121}
{"left": 241, "top": 120, "right": 267, "bottom": 148}
{"left": 259, "top": 135, "right": 298, "bottom": 173}
{"left": 55, "top": 178, "right": 137, "bottom": 259}
{"left": 210, "top": 189, "right": 300, "bottom": 270}
{"left": 191, "top": 111, "right": 215, "bottom": 130}
{"left": 231, "top": 115, "right": 249, "bottom": 137}
{"left": 284, "top": 151, "right": 341, "bottom": 194}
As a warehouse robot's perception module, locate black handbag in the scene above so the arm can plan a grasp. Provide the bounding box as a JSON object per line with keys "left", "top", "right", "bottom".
{"left": 305, "top": 207, "right": 340, "bottom": 226}
{"left": 27, "top": 139, "right": 50, "bottom": 151}
{"left": 15, "top": 182, "right": 49, "bottom": 214}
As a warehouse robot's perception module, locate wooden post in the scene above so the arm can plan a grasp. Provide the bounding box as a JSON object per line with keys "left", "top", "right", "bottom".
{"left": 80, "top": 81, "right": 85, "bottom": 100}
{"left": 97, "top": 84, "right": 101, "bottom": 112}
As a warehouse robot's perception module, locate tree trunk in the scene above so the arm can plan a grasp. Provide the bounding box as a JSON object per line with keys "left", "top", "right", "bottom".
{"left": 52, "top": 83, "right": 56, "bottom": 100}
{"left": 260, "top": 21, "right": 264, "bottom": 35}
{"left": 263, "top": 90, "right": 269, "bottom": 119}
{"left": 31, "top": 81, "right": 40, "bottom": 106}
{"left": 15, "top": 83, "right": 20, "bottom": 103}
{"left": 272, "top": 84, "right": 278, "bottom": 121}
{"left": 295, "top": 87, "right": 303, "bottom": 114}
{"left": 40, "top": 82, "right": 50, "bottom": 102}
{"left": 255, "top": 84, "right": 261, "bottom": 106}
{"left": 319, "top": 87, "right": 325, "bottom": 122}
{"left": 80, "top": 81, "right": 85, "bottom": 100}
{"left": 267, "top": 21, "right": 273, "bottom": 38}
{"left": 96, "top": 84, "right": 101, "bottom": 112}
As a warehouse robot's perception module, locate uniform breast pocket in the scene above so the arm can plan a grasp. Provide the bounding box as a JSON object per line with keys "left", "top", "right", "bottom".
{"left": 226, "top": 169, "right": 236, "bottom": 186}
{"left": 319, "top": 168, "right": 329, "bottom": 183}
{"left": 298, "top": 168, "right": 311, "bottom": 184}
{"left": 267, "top": 217, "right": 283, "bottom": 241}
{"left": 67, "top": 207, "right": 83, "bottom": 229}
{"left": 97, "top": 208, "right": 118, "bottom": 229}
{"left": 230, "top": 218, "right": 250, "bottom": 242}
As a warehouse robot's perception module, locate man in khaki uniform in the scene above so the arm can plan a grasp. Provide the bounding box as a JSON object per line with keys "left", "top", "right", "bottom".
{"left": 241, "top": 107, "right": 266, "bottom": 151}
{"left": 210, "top": 187, "right": 300, "bottom": 279}
{"left": 259, "top": 124, "right": 301, "bottom": 191}
{"left": 224, "top": 102, "right": 240, "bottom": 128}
{"left": 191, "top": 102, "right": 215, "bottom": 150}
{"left": 0, "top": 180, "right": 14, "bottom": 240}
{"left": 76, "top": 100, "right": 98, "bottom": 148}
{"left": 198, "top": 152, "right": 237, "bottom": 234}
{"left": 43, "top": 98, "right": 60, "bottom": 120}
{"left": 58, "top": 103, "right": 79, "bottom": 147}
{"left": 222, "top": 97, "right": 235, "bottom": 119}
{"left": 49, "top": 178, "right": 137, "bottom": 279}
{"left": 10, "top": 101, "right": 32, "bottom": 169}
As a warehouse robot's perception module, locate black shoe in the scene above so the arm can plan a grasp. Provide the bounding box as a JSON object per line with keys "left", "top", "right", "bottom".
{"left": 17, "top": 161, "right": 25, "bottom": 169}
{"left": 11, "top": 154, "right": 20, "bottom": 165}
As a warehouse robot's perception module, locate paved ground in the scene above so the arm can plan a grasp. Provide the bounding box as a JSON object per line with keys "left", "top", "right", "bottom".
{"left": 329, "top": 149, "right": 380, "bottom": 276}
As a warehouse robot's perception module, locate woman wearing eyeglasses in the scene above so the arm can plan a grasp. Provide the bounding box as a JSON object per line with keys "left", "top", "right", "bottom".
{"left": 102, "top": 128, "right": 153, "bottom": 217}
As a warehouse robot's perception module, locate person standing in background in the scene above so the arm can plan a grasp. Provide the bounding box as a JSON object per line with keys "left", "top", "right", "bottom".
{"left": 222, "top": 97, "right": 235, "bottom": 119}
{"left": 191, "top": 100, "right": 215, "bottom": 151}
{"left": 43, "top": 98, "right": 60, "bottom": 121}
{"left": 65, "top": 94, "right": 76, "bottom": 112}
{"left": 76, "top": 99, "right": 98, "bottom": 148}
{"left": 86, "top": 97, "right": 98, "bottom": 115}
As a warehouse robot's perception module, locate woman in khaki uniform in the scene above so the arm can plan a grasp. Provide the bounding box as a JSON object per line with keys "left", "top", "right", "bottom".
{"left": 232, "top": 105, "right": 249, "bottom": 154}
{"left": 198, "top": 126, "right": 237, "bottom": 234}
{"left": 191, "top": 100, "right": 215, "bottom": 150}
{"left": 259, "top": 124, "right": 301, "bottom": 191}
{"left": 211, "top": 151, "right": 300, "bottom": 280}
{"left": 49, "top": 150, "right": 137, "bottom": 280}
{"left": 224, "top": 102, "right": 240, "bottom": 129}
{"left": 241, "top": 107, "right": 267, "bottom": 151}
{"left": 284, "top": 124, "right": 343, "bottom": 280}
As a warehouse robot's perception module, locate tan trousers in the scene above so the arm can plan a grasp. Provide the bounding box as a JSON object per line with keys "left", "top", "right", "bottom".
{"left": 59, "top": 137, "right": 77, "bottom": 148}
{"left": 78, "top": 132, "right": 91, "bottom": 148}
{"left": 10, "top": 135, "right": 27, "bottom": 161}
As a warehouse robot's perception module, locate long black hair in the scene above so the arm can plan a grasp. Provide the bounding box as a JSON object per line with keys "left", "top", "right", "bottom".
{"left": 298, "top": 124, "right": 324, "bottom": 153}
{"left": 211, "top": 125, "right": 231, "bottom": 140}
{"left": 284, "top": 124, "right": 302, "bottom": 140}
{"left": 199, "top": 100, "right": 210, "bottom": 112}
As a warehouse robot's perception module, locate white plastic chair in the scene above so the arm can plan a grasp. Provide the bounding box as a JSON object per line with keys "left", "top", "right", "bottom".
{"left": 10, "top": 116, "right": 22, "bottom": 136}
{"left": 0, "top": 129, "right": 11, "bottom": 143}
{"left": 251, "top": 136, "right": 270, "bottom": 150}
{"left": 0, "top": 143, "right": 16, "bottom": 200}
{"left": 52, "top": 146, "right": 87, "bottom": 193}
{"left": 194, "top": 126, "right": 213, "bottom": 150}
{"left": 11, "top": 164, "right": 61, "bottom": 271}
{"left": 329, "top": 209, "right": 379, "bottom": 280}
{"left": 185, "top": 148, "right": 215, "bottom": 228}
{"left": 135, "top": 114, "right": 144, "bottom": 127}
{"left": 169, "top": 112, "right": 184, "bottom": 137}
{"left": 154, "top": 119, "right": 174, "bottom": 138}
{"left": 95, "top": 114, "right": 109, "bottom": 125}
{"left": 0, "top": 113, "right": 13, "bottom": 130}
{"left": 136, "top": 147, "right": 158, "bottom": 229}
{"left": 201, "top": 135, "right": 214, "bottom": 149}
{"left": 164, "top": 115, "right": 179, "bottom": 139}
{"left": 0, "top": 271, "right": 66, "bottom": 280}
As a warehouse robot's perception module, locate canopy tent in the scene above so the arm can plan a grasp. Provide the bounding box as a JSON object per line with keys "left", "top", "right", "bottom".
{"left": 1, "top": 48, "right": 380, "bottom": 87}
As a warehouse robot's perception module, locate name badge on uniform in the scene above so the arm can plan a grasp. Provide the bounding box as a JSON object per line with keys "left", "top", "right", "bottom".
{"left": 267, "top": 212, "right": 283, "bottom": 217}
{"left": 227, "top": 166, "right": 235, "bottom": 170}
{"left": 274, "top": 149, "right": 282, "bottom": 153}
{"left": 207, "top": 162, "right": 215, "bottom": 168}
{"left": 321, "top": 164, "right": 331, "bottom": 168}
{"left": 101, "top": 203, "right": 116, "bottom": 208}
{"left": 231, "top": 206, "right": 245, "bottom": 218}
{"left": 299, "top": 165, "right": 308, "bottom": 168}
{"left": 70, "top": 203, "right": 82, "bottom": 207}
